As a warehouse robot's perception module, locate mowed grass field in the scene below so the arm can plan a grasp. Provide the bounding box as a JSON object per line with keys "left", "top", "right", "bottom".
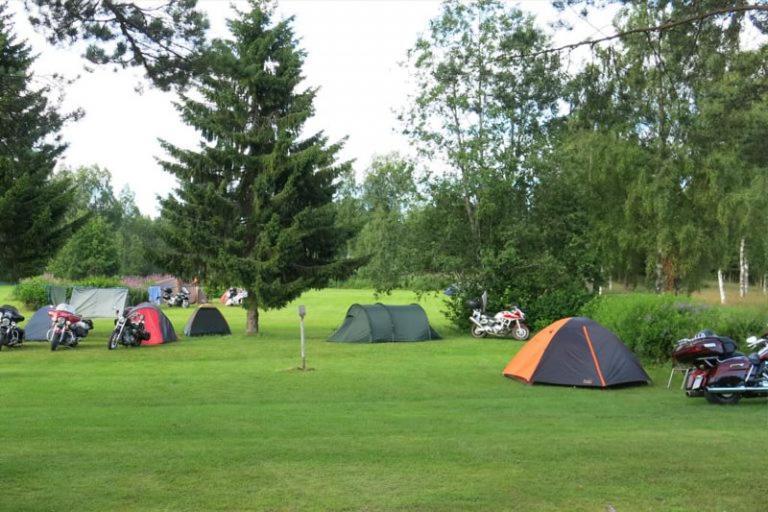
{"left": 1, "top": 286, "right": 766, "bottom": 512}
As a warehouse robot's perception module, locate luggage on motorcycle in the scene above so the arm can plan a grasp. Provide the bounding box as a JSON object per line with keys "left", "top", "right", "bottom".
{"left": 672, "top": 336, "right": 738, "bottom": 363}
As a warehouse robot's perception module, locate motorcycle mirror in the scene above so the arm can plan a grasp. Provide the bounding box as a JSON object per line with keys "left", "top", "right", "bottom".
{"left": 746, "top": 335, "right": 758, "bottom": 346}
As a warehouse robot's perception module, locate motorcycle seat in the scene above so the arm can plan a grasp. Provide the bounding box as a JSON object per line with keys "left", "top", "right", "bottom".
{"left": 718, "top": 351, "right": 745, "bottom": 361}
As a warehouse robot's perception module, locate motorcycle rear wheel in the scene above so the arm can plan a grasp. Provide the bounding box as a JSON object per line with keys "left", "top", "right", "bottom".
{"left": 705, "top": 391, "right": 741, "bottom": 405}
{"left": 471, "top": 325, "right": 487, "bottom": 338}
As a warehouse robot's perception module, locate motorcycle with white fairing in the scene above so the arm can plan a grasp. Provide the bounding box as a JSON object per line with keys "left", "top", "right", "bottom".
{"left": 468, "top": 292, "right": 530, "bottom": 340}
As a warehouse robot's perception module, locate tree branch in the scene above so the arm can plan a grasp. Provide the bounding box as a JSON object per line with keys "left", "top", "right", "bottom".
{"left": 515, "top": 4, "right": 768, "bottom": 60}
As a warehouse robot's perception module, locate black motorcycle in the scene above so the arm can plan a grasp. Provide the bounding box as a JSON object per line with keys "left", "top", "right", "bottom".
{"left": 0, "top": 305, "right": 25, "bottom": 349}
{"left": 108, "top": 308, "right": 150, "bottom": 349}
{"left": 162, "top": 287, "right": 190, "bottom": 308}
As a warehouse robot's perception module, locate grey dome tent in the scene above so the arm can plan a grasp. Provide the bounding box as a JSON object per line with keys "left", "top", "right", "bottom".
{"left": 25, "top": 305, "right": 53, "bottom": 341}
{"left": 184, "top": 305, "right": 231, "bottom": 336}
{"left": 328, "top": 303, "right": 441, "bottom": 343}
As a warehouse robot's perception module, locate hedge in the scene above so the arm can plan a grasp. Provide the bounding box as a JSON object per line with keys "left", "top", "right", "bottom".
{"left": 580, "top": 294, "right": 766, "bottom": 362}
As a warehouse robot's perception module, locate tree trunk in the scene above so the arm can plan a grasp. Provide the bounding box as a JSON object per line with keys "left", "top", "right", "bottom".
{"left": 763, "top": 273, "right": 767, "bottom": 295}
{"left": 608, "top": 276, "right": 613, "bottom": 292}
{"left": 718, "top": 268, "right": 726, "bottom": 305}
{"left": 246, "top": 298, "right": 259, "bottom": 335}
{"left": 739, "top": 238, "right": 748, "bottom": 298}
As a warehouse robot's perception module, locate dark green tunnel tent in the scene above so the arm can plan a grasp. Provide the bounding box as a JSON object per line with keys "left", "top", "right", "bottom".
{"left": 328, "top": 303, "right": 441, "bottom": 343}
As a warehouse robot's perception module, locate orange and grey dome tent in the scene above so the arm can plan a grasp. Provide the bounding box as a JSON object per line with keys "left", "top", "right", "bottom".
{"left": 503, "top": 317, "right": 650, "bottom": 388}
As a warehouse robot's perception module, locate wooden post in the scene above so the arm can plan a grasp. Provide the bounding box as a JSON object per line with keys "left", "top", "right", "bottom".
{"left": 298, "top": 305, "right": 306, "bottom": 371}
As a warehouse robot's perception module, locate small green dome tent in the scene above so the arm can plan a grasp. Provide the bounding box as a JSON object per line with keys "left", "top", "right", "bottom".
{"left": 328, "top": 303, "right": 441, "bottom": 343}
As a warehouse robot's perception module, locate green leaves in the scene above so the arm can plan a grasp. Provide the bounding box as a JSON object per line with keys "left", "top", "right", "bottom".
{"left": 25, "top": 0, "right": 210, "bottom": 91}
{"left": 48, "top": 217, "right": 120, "bottom": 279}
{"left": 0, "top": 4, "right": 82, "bottom": 280}
{"left": 158, "top": 3, "right": 358, "bottom": 329}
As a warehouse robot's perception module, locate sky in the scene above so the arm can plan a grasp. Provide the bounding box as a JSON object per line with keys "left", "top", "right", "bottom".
{"left": 8, "top": 0, "right": 616, "bottom": 216}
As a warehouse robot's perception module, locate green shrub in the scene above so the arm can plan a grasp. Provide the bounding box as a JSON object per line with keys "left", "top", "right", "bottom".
{"left": 580, "top": 294, "right": 767, "bottom": 361}
{"left": 203, "top": 284, "right": 226, "bottom": 302}
{"left": 12, "top": 276, "right": 49, "bottom": 310}
{"left": 329, "top": 275, "right": 375, "bottom": 289}
{"left": 444, "top": 248, "right": 595, "bottom": 331}
{"left": 48, "top": 217, "right": 120, "bottom": 279}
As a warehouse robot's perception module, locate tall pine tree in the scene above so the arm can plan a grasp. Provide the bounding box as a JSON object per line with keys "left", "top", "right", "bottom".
{"left": 159, "top": 1, "right": 359, "bottom": 334}
{"left": 0, "top": 3, "right": 80, "bottom": 281}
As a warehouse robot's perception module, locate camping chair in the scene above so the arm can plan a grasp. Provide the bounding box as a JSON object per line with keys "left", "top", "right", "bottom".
{"left": 667, "top": 364, "right": 691, "bottom": 389}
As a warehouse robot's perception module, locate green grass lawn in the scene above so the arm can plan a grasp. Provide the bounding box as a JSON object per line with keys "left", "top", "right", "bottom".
{"left": 1, "top": 287, "right": 766, "bottom": 511}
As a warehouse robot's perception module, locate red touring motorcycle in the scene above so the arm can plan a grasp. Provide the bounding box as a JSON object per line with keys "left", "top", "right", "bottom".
{"left": 47, "top": 304, "right": 93, "bottom": 351}
{"left": 673, "top": 330, "right": 768, "bottom": 404}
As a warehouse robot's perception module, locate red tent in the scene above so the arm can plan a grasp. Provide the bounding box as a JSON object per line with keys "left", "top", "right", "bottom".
{"left": 131, "top": 303, "right": 178, "bottom": 345}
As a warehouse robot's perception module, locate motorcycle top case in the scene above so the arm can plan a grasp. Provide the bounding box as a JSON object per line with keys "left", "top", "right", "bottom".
{"left": 672, "top": 336, "right": 738, "bottom": 363}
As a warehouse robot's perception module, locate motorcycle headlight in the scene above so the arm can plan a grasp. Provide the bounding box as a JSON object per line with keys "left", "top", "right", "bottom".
{"left": 1, "top": 317, "right": 9, "bottom": 326}
{"left": 56, "top": 317, "right": 66, "bottom": 326}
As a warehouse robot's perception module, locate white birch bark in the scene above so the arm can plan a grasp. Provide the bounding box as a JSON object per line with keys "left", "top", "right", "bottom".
{"left": 739, "top": 238, "right": 748, "bottom": 298}
{"left": 718, "top": 269, "right": 726, "bottom": 305}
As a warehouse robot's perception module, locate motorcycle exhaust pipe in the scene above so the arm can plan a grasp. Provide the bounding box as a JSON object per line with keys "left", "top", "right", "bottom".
{"left": 469, "top": 317, "right": 484, "bottom": 328}
{"left": 706, "top": 386, "right": 768, "bottom": 393}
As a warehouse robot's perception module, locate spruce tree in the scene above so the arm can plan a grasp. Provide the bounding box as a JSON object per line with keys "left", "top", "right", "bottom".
{"left": 0, "top": 3, "right": 80, "bottom": 281}
{"left": 159, "top": 1, "right": 359, "bottom": 334}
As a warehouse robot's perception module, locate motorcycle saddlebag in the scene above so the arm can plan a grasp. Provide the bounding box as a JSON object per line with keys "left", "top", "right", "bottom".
{"left": 672, "top": 336, "right": 738, "bottom": 363}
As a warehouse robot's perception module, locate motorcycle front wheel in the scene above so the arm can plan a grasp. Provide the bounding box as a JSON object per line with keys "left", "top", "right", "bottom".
{"left": 107, "top": 333, "right": 119, "bottom": 350}
{"left": 182, "top": 299, "right": 190, "bottom": 308}
{"left": 512, "top": 324, "right": 530, "bottom": 341}
{"left": 471, "top": 325, "right": 487, "bottom": 338}
{"left": 50, "top": 335, "right": 60, "bottom": 351}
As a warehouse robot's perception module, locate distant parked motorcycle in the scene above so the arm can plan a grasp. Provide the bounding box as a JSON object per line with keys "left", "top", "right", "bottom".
{"left": 468, "top": 292, "right": 530, "bottom": 340}
{"left": 673, "top": 330, "right": 768, "bottom": 404}
{"left": 47, "top": 304, "right": 93, "bottom": 351}
{"left": 225, "top": 287, "right": 247, "bottom": 306}
{"left": 108, "top": 308, "right": 150, "bottom": 350}
{"left": 0, "top": 305, "right": 25, "bottom": 350}
{"left": 162, "top": 287, "right": 190, "bottom": 308}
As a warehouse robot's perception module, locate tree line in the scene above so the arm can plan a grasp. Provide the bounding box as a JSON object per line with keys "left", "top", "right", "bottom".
{"left": 338, "top": 0, "right": 768, "bottom": 324}
{"left": 1, "top": 0, "right": 766, "bottom": 333}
